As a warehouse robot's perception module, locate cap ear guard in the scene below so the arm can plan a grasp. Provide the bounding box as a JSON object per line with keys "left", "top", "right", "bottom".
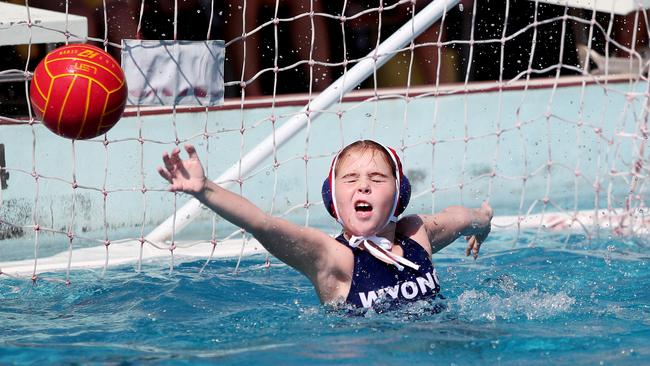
{"left": 385, "top": 145, "right": 411, "bottom": 219}
{"left": 396, "top": 174, "right": 411, "bottom": 217}
{"left": 321, "top": 177, "right": 337, "bottom": 219}
{"left": 322, "top": 152, "right": 339, "bottom": 220}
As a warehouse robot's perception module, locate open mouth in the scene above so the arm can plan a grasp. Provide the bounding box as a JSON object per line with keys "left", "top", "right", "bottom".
{"left": 355, "top": 201, "right": 373, "bottom": 212}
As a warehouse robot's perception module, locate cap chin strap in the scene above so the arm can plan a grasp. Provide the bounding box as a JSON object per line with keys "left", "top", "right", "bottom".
{"left": 348, "top": 235, "right": 420, "bottom": 271}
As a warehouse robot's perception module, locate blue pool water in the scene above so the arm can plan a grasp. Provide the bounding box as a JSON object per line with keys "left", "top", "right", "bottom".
{"left": 1, "top": 230, "right": 649, "bottom": 365}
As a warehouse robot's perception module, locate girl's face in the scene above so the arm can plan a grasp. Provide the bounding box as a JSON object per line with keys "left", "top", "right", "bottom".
{"left": 334, "top": 148, "right": 396, "bottom": 237}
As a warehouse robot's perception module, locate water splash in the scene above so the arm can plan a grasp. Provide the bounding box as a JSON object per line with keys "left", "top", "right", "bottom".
{"left": 456, "top": 287, "right": 575, "bottom": 321}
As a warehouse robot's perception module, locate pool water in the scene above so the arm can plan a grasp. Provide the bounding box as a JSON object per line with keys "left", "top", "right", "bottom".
{"left": 1, "top": 230, "right": 649, "bottom": 365}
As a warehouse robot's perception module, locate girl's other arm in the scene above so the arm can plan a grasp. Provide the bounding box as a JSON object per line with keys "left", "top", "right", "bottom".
{"left": 420, "top": 202, "right": 493, "bottom": 257}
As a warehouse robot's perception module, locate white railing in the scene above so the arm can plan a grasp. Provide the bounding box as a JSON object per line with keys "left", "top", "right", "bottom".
{"left": 529, "top": 0, "right": 650, "bottom": 15}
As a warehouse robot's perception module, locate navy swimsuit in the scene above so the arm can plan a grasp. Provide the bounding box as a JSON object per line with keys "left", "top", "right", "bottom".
{"left": 336, "top": 234, "right": 441, "bottom": 309}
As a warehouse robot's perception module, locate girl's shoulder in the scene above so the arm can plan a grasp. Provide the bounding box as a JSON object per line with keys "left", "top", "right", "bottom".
{"left": 396, "top": 214, "right": 425, "bottom": 234}
{"left": 396, "top": 214, "right": 432, "bottom": 255}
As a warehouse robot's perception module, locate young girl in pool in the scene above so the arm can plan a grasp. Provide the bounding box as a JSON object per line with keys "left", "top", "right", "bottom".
{"left": 158, "top": 140, "right": 493, "bottom": 309}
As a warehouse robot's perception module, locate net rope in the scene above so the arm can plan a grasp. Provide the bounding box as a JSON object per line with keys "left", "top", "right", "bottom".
{"left": 0, "top": 0, "right": 649, "bottom": 282}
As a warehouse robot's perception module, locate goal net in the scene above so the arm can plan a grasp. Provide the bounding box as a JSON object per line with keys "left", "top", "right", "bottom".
{"left": 1, "top": 0, "right": 649, "bottom": 281}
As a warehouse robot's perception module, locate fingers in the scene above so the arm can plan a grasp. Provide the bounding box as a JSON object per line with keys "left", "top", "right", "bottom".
{"left": 465, "top": 236, "right": 474, "bottom": 257}
{"left": 163, "top": 145, "right": 195, "bottom": 164}
{"left": 467, "top": 202, "right": 491, "bottom": 259}
{"left": 162, "top": 146, "right": 186, "bottom": 172}
{"left": 169, "top": 147, "right": 182, "bottom": 167}
{"left": 157, "top": 167, "right": 180, "bottom": 192}
{"left": 157, "top": 166, "right": 172, "bottom": 182}
{"left": 465, "top": 235, "right": 481, "bottom": 260}
{"left": 161, "top": 148, "right": 183, "bottom": 189}
{"left": 162, "top": 151, "right": 174, "bottom": 172}
{"left": 185, "top": 144, "right": 198, "bottom": 160}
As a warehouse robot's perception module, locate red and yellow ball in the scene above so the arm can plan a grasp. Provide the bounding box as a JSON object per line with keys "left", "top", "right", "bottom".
{"left": 29, "top": 44, "right": 127, "bottom": 140}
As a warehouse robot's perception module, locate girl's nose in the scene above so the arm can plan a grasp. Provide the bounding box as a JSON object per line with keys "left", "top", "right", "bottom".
{"left": 358, "top": 182, "right": 371, "bottom": 194}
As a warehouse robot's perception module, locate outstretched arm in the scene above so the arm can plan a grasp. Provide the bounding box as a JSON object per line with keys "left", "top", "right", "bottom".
{"left": 157, "top": 145, "right": 339, "bottom": 280}
{"left": 420, "top": 202, "right": 493, "bottom": 258}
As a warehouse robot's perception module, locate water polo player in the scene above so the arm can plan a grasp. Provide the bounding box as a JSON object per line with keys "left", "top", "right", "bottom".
{"left": 158, "top": 140, "right": 493, "bottom": 309}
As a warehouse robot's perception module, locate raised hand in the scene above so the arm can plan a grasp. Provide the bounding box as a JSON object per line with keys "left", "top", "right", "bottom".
{"left": 465, "top": 202, "right": 493, "bottom": 259}
{"left": 157, "top": 144, "right": 207, "bottom": 195}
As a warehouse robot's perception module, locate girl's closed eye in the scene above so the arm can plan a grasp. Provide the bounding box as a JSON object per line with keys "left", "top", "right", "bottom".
{"left": 369, "top": 173, "right": 389, "bottom": 183}
{"left": 340, "top": 173, "right": 359, "bottom": 183}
